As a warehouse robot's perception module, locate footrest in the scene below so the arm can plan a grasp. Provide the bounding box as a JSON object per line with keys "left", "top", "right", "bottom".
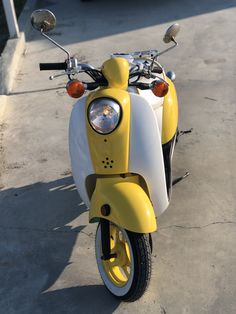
{"left": 177, "top": 128, "right": 193, "bottom": 142}
{"left": 172, "top": 171, "right": 190, "bottom": 186}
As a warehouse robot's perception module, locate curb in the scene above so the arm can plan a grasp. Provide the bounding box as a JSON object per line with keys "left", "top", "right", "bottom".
{"left": 0, "top": 0, "right": 37, "bottom": 96}
{"left": 0, "top": 95, "right": 8, "bottom": 115}
{"left": 0, "top": 32, "right": 25, "bottom": 95}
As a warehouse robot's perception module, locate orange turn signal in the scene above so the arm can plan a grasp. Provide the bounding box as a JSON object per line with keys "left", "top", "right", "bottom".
{"left": 66, "top": 79, "right": 85, "bottom": 98}
{"left": 152, "top": 80, "right": 169, "bottom": 97}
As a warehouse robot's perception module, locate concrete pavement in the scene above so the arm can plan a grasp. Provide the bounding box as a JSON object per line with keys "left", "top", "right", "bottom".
{"left": 0, "top": 0, "right": 236, "bottom": 313}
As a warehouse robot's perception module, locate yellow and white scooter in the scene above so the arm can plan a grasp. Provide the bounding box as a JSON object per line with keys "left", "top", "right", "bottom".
{"left": 31, "top": 9, "right": 188, "bottom": 301}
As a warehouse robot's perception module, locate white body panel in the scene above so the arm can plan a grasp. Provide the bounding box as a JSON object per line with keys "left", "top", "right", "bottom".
{"left": 69, "top": 91, "right": 169, "bottom": 216}
{"left": 69, "top": 96, "right": 94, "bottom": 207}
{"left": 138, "top": 89, "right": 163, "bottom": 110}
{"left": 138, "top": 73, "right": 165, "bottom": 110}
{"left": 129, "top": 93, "right": 169, "bottom": 216}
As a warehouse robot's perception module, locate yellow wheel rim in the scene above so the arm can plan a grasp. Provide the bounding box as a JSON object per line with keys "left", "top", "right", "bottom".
{"left": 102, "top": 224, "right": 132, "bottom": 287}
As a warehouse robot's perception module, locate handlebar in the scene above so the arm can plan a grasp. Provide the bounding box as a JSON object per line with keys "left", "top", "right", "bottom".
{"left": 39, "top": 62, "right": 67, "bottom": 71}
{"left": 38, "top": 56, "right": 164, "bottom": 92}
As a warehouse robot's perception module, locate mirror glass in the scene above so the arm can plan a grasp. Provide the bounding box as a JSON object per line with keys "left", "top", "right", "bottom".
{"left": 163, "top": 23, "right": 180, "bottom": 43}
{"left": 31, "top": 9, "right": 56, "bottom": 32}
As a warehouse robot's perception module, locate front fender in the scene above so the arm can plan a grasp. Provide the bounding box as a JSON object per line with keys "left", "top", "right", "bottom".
{"left": 89, "top": 176, "right": 157, "bottom": 233}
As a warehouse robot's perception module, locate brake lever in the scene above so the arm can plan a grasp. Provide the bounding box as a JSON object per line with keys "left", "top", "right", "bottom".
{"left": 129, "top": 77, "right": 169, "bottom": 90}
{"left": 49, "top": 73, "right": 68, "bottom": 80}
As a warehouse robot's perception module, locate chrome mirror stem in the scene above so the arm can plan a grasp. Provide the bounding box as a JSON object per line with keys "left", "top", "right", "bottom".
{"left": 41, "top": 29, "right": 71, "bottom": 60}
{"left": 150, "top": 40, "right": 177, "bottom": 74}
{"left": 157, "top": 41, "right": 178, "bottom": 57}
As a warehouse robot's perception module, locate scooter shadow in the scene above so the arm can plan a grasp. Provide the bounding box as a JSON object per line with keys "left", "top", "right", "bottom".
{"left": 0, "top": 176, "right": 121, "bottom": 312}
{"left": 38, "top": 285, "right": 120, "bottom": 313}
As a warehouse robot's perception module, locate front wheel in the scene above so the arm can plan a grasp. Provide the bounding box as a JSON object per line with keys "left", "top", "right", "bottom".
{"left": 95, "top": 222, "right": 152, "bottom": 302}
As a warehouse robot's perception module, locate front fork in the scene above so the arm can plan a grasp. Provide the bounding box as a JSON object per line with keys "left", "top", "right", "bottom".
{"left": 100, "top": 219, "right": 117, "bottom": 260}
{"left": 100, "top": 219, "right": 153, "bottom": 259}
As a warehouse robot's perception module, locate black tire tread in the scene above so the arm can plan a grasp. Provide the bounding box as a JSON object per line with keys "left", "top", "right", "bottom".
{"left": 120, "top": 231, "right": 152, "bottom": 302}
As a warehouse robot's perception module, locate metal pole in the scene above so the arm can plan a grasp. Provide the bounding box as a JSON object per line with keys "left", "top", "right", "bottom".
{"left": 2, "top": 0, "right": 20, "bottom": 38}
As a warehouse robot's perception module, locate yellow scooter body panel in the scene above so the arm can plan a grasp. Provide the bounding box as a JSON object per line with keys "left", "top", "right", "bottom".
{"left": 162, "top": 77, "right": 178, "bottom": 144}
{"left": 86, "top": 88, "right": 130, "bottom": 174}
{"left": 89, "top": 176, "right": 157, "bottom": 233}
{"left": 86, "top": 58, "right": 130, "bottom": 175}
{"left": 86, "top": 58, "right": 157, "bottom": 233}
{"left": 102, "top": 58, "right": 129, "bottom": 90}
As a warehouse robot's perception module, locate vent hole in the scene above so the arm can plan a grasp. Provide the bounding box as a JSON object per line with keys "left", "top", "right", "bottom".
{"left": 111, "top": 160, "right": 114, "bottom": 163}
{"left": 106, "top": 157, "right": 109, "bottom": 160}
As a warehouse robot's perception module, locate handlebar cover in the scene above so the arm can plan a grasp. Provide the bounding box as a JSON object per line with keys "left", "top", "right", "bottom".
{"left": 39, "top": 62, "right": 67, "bottom": 71}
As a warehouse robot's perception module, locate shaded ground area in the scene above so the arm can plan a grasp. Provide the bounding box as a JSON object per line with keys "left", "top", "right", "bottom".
{"left": 28, "top": 0, "right": 236, "bottom": 45}
{"left": 0, "top": 176, "right": 120, "bottom": 313}
{"left": 0, "top": 0, "right": 26, "bottom": 54}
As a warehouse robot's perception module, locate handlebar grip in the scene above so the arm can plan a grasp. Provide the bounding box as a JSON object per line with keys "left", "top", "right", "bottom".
{"left": 39, "top": 62, "right": 67, "bottom": 71}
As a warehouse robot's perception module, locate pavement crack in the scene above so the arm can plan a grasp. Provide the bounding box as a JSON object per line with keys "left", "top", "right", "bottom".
{"left": 160, "top": 221, "right": 236, "bottom": 230}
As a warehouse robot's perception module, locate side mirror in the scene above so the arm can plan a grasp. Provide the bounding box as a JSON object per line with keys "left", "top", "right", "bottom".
{"left": 163, "top": 23, "right": 180, "bottom": 44}
{"left": 31, "top": 9, "right": 56, "bottom": 33}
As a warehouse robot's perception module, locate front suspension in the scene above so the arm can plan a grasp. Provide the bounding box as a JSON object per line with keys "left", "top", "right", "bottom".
{"left": 100, "top": 219, "right": 117, "bottom": 260}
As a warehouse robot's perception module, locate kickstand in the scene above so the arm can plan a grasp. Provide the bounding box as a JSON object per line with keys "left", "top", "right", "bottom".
{"left": 172, "top": 172, "right": 190, "bottom": 186}
{"left": 177, "top": 128, "right": 193, "bottom": 142}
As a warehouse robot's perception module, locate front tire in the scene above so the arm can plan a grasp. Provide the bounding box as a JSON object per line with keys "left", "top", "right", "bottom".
{"left": 95, "top": 222, "right": 152, "bottom": 302}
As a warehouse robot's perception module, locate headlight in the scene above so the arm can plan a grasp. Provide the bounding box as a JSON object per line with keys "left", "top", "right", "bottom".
{"left": 88, "top": 98, "right": 121, "bottom": 134}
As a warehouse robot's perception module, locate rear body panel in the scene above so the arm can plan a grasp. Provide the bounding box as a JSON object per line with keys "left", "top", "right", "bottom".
{"left": 162, "top": 77, "right": 178, "bottom": 144}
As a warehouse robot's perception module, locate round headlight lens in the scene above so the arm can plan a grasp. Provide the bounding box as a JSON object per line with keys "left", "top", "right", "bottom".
{"left": 88, "top": 98, "right": 121, "bottom": 134}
